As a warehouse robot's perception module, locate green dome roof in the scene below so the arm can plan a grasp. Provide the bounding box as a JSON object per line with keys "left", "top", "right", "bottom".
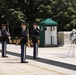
{"left": 39, "top": 18, "right": 57, "bottom": 26}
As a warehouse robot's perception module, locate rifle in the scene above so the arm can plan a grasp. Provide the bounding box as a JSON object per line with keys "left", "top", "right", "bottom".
{"left": 26, "top": 26, "right": 30, "bottom": 47}
{"left": 7, "top": 21, "right": 12, "bottom": 43}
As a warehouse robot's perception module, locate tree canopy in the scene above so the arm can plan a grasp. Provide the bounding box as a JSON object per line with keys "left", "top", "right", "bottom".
{"left": 0, "top": 0, "right": 76, "bottom": 31}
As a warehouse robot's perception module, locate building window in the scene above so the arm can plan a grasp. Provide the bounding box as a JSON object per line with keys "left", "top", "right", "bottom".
{"left": 45, "top": 27, "right": 47, "bottom": 31}
{"left": 50, "top": 27, "right": 55, "bottom": 31}
{"left": 53, "top": 27, "right": 55, "bottom": 30}
{"left": 50, "top": 27, "right": 52, "bottom": 31}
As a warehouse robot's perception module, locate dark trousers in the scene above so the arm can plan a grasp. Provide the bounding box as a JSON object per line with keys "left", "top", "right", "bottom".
{"left": 2, "top": 41, "right": 7, "bottom": 57}
{"left": 33, "top": 42, "right": 38, "bottom": 59}
{"left": 21, "top": 44, "right": 26, "bottom": 63}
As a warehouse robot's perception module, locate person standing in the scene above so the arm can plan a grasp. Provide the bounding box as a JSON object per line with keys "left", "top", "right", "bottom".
{"left": 32, "top": 23, "right": 41, "bottom": 59}
{"left": 1, "top": 24, "right": 10, "bottom": 57}
{"left": 20, "top": 22, "right": 28, "bottom": 63}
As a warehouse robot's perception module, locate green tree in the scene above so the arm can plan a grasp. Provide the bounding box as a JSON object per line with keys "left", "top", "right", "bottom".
{"left": 0, "top": 0, "right": 76, "bottom": 31}
{"left": 0, "top": 0, "right": 25, "bottom": 25}
{"left": 50, "top": 0, "right": 76, "bottom": 31}
{"left": 64, "top": 1, "right": 76, "bottom": 30}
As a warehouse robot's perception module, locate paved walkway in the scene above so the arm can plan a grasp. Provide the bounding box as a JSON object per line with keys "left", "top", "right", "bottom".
{"left": 0, "top": 44, "right": 76, "bottom": 75}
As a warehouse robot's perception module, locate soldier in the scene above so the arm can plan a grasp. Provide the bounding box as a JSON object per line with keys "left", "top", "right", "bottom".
{"left": 20, "top": 22, "right": 28, "bottom": 63}
{"left": 1, "top": 24, "right": 10, "bottom": 57}
{"left": 32, "top": 23, "right": 41, "bottom": 59}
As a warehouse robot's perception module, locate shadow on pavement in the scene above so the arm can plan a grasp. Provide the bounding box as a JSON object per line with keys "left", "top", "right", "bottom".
{"left": 0, "top": 50, "right": 76, "bottom": 71}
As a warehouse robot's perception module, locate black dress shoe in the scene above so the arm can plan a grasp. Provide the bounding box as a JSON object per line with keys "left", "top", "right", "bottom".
{"left": 21, "top": 61, "right": 28, "bottom": 63}
{"left": 2, "top": 56, "right": 8, "bottom": 58}
{"left": 33, "top": 57, "right": 40, "bottom": 59}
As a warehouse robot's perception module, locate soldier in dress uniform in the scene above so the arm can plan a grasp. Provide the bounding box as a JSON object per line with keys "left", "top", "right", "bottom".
{"left": 1, "top": 24, "right": 10, "bottom": 57}
{"left": 32, "top": 23, "right": 41, "bottom": 59}
{"left": 20, "top": 22, "right": 28, "bottom": 63}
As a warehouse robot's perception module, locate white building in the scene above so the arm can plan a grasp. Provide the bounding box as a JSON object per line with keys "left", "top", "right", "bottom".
{"left": 39, "top": 18, "right": 58, "bottom": 47}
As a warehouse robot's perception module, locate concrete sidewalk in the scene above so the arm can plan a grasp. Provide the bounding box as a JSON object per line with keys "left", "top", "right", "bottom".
{"left": 0, "top": 44, "right": 76, "bottom": 75}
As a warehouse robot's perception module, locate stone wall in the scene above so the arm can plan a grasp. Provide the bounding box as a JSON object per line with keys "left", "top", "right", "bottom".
{"left": 58, "top": 31, "right": 71, "bottom": 46}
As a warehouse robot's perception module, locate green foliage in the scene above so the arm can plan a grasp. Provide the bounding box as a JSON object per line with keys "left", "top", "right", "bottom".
{"left": 0, "top": 0, "right": 25, "bottom": 26}
{"left": 0, "top": 0, "right": 76, "bottom": 31}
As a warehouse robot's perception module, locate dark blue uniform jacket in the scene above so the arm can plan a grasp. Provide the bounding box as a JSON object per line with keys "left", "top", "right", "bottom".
{"left": 20, "top": 29, "right": 27, "bottom": 44}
